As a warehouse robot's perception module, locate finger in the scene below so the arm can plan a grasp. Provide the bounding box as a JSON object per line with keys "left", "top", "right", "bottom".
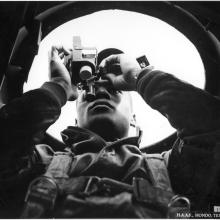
{"left": 52, "top": 45, "right": 71, "bottom": 55}
{"left": 50, "top": 46, "right": 71, "bottom": 65}
{"left": 105, "top": 54, "right": 121, "bottom": 65}
{"left": 102, "top": 73, "right": 116, "bottom": 87}
{"left": 51, "top": 46, "right": 58, "bottom": 56}
{"left": 68, "top": 85, "right": 79, "bottom": 101}
{"left": 63, "top": 54, "right": 72, "bottom": 69}
{"left": 99, "top": 55, "right": 122, "bottom": 77}
{"left": 98, "top": 65, "right": 107, "bottom": 77}
{"left": 49, "top": 46, "right": 59, "bottom": 61}
{"left": 99, "top": 54, "right": 121, "bottom": 69}
{"left": 61, "top": 46, "right": 71, "bottom": 56}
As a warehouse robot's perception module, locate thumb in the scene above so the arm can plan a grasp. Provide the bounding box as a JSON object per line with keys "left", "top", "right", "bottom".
{"left": 49, "top": 46, "right": 59, "bottom": 62}
{"left": 102, "top": 73, "right": 115, "bottom": 85}
{"left": 99, "top": 54, "right": 121, "bottom": 74}
{"left": 68, "top": 85, "right": 78, "bottom": 101}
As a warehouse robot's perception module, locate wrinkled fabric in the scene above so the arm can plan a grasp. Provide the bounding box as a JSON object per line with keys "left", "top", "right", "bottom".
{"left": 0, "top": 71, "right": 220, "bottom": 217}
{"left": 22, "top": 132, "right": 174, "bottom": 218}
{"left": 34, "top": 127, "right": 220, "bottom": 213}
{"left": 53, "top": 192, "right": 167, "bottom": 218}
{"left": 137, "top": 69, "right": 220, "bottom": 138}
{"left": 37, "top": 126, "right": 152, "bottom": 185}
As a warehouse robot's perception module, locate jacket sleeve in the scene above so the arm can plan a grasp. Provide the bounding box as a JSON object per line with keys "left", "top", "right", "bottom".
{"left": 136, "top": 69, "right": 220, "bottom": 139}
{"left": 0, "top": 81, "right": 67, "bottom": 171}
{"left": 137, "top": 69, "right": 220, "bottom": 208}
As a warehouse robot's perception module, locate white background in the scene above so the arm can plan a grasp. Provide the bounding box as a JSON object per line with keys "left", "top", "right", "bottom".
{"left": 24, "top": 10, "right": 205, "bottom": 147}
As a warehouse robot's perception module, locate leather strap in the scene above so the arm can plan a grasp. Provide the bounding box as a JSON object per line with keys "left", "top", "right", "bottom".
{"left": 21, "top": 151, "right": 73, "bottom": 218}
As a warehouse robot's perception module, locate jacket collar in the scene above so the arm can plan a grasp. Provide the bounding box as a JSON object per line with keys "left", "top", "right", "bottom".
{"left": 61, "top": 126, "right": 142, "bottom": 155}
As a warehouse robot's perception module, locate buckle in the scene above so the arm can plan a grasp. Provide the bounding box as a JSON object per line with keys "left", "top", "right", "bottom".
{"left": 83, "top": 176, "right": 100, "bottom": 196}
{"left": 167, "top": 195, "right": 191, "bottom": 218}
{"left": 83, "top": 176, "right": 132, "bottom": 197}
{"left": 24, "top": 175, "right": 58, "bottom": 209}
{"left": 133, "top": 177, "right": 174, "bottom": 205}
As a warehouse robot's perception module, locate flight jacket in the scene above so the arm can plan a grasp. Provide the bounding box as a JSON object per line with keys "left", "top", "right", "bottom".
{"left": 0, "top": 69, "right": 220, "bottom": 217}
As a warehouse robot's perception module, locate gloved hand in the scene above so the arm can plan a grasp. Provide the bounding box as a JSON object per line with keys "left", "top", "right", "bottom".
{"left": 98, "top": 54, "right": 153, "bottom": 91}
{"left": 49, "top": 46, "right": 78, "bottom": 101}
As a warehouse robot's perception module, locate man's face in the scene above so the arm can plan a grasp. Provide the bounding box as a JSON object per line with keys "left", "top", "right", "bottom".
{"left": 76, "top": 82, "right": 132, "bottom": 141}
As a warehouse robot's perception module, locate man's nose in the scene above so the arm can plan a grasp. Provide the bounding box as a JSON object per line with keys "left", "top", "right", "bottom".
{"left": 95, "top": 86, "right": 111, "bottom": 100}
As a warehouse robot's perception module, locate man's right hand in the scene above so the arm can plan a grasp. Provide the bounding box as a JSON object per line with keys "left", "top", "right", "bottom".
{"left": 49, "top": 46, "right": 78, "bottom": 101}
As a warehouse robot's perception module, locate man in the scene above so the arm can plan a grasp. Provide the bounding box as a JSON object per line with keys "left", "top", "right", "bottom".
{"left": 0, "top": 45, "right": 219, "bottom": 218}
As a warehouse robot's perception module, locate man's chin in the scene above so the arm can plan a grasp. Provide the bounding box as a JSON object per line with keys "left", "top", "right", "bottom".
{"left": 87, "top": 113, "right": 115, "bottom": 125}
{"left": 85, "top": 115, "right": 126, "bottom": 141}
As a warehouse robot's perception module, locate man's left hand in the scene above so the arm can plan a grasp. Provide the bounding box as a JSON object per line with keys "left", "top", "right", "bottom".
{"left": 98, "top": 54, "right": 142, "bottom": 91}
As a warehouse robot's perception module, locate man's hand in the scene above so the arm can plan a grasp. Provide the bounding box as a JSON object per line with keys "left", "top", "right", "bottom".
{"left": 98, "top": 54, "right": 142, "bottom": 91}
{"left": 49, "top": 46, "right": 78, "bottom": 101}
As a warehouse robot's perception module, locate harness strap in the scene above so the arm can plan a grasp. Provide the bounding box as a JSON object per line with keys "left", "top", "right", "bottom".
{"left": 21, "top": 151, "right": 190, "bottom": 218}
{"left": 21, "top": 151, "right": 73, "bottom": 218}
{"left": 143, "top": 153, "right": 173, "bottom": 192}
{"left": 45, "top": 151, "right": 73, "bottom": 179}
{"left": 133, "top": 177, "right": 174, "bottom": 206}
{"left": 142, "top": 153, "right": 190, "bottom": 217}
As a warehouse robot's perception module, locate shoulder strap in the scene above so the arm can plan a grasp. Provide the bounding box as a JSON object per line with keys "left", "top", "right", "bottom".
{"left": 45, "top": 151, "right": 73, "bottom": 179}
{"left": 21, "top": 151, "right": 73, "bottom": 218}
{"left": 143, "top": 153, "right": 173, "bottom": 192}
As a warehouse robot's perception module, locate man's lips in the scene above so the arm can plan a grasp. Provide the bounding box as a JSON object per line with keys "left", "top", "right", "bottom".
{"left": 88, "top": 100, "right": 114, "bottom": 111}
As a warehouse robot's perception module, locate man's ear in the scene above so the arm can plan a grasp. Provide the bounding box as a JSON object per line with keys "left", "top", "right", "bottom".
{"left": 130, "top": 114, "right": 136, "bottom": 128}
{"left": 130, "top": 114, "right": 142, "bottom": 138}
